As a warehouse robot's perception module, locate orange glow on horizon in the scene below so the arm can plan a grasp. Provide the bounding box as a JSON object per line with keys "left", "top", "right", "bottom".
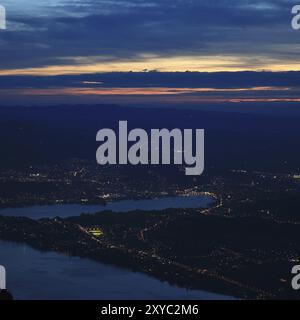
{"left": 1, "top": 86, "right": 299, "bottom": 104}
{"left": 5, "top": 86, "right": 291, "bottom": 96}
{"left": 1, "top": 55, "right": 300, "bottom": 76}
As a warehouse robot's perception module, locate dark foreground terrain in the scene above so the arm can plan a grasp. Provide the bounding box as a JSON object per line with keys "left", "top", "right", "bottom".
{"left": 0, "top": 166, "right": 300, "bottom": 299}
{"left": 0, "top": 105, "right": 300, "bottom": 299}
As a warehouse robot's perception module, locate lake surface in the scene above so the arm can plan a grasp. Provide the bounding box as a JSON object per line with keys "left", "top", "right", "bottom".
{"left": 0, "top": 195, "right": 231, "bottom": 300}
{"left": 0, "top": 240, "right": 232, "bottom": 300}
{"left": 0, "top": 195, "right": 214, "bottom": 219}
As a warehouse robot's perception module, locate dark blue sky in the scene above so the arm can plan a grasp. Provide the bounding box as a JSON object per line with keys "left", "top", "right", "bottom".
{"left": 0, "top": 1, "right": 299, "bottom": 105}
{"left": 0, "top": 0, "right": 299, "bottom": 73}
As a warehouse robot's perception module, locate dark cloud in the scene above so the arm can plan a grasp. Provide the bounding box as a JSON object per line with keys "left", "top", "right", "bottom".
{"left": 2, "top": 71, "right": 300, "bottom": 89}
{"left": 1, "top": 71, "right": 300, "bottom": 107}
{"left": 0, "top": 0, "right": 298, "bottom": 70}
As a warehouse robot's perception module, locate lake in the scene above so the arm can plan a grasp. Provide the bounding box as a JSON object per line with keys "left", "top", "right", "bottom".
{"left": 0, "top": 195, "right": 214, "bottom": 219}
{"left": 0, "top": 240, "right": 232, "bottom": 300}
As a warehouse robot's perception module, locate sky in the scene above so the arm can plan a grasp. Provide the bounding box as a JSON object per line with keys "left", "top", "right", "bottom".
{"left": 0, "top": 0, "right": 300, "bottom": 106}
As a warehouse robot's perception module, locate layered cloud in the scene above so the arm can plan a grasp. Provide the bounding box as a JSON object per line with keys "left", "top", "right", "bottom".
{"left": 1, "top": 71, "right": 300, "bottom": 107}
{"left": 0, "top": 0, "right": 299, "bottom": 73}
